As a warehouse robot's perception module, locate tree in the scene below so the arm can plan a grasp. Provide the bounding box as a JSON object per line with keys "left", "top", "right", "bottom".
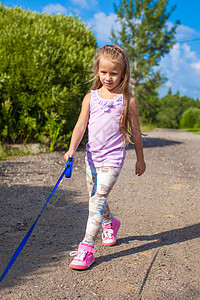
{"left": 0, "top": 5, "right": 96, "bottom": 149}
{"left": 156, "top": 92, "right": 182, "bottom": 128}
{"left": 111, "top": 0, "right": 179, "bottom": 122}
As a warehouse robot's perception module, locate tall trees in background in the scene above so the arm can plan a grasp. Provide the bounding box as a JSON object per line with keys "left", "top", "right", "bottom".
{"left": 112, "top": 0, "right": 179, "bottom": 123}
{"left": 157, "top": 90, "right": 200, "bottom": 129}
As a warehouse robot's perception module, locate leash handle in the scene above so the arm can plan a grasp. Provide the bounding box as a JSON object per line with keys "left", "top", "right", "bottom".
{"left": 65, "top": 157, "right": 73, "bottom": 178}
{"left": 0, "top": 163, "right": 71, "bottom": 283}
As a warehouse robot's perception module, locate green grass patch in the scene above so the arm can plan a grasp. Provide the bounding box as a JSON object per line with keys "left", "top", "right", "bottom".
{"left": 5, "top": 148, "right": 32, "bottom": 157}
{"left": 140, "top": 123, "right": 156, "bottom": 133}
{"left": 0, "top": 145, "right": 33, "bottom": 160}
{"left": 185, "top": 128, "right": 200, "bottom": 135}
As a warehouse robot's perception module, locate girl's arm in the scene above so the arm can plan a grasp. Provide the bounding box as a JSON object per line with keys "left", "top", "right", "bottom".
{"left": 128, "top": 97, "right": 146, "bottom": 176}
{"left": 64, "top": 93, "right": 91, "bottom": 161}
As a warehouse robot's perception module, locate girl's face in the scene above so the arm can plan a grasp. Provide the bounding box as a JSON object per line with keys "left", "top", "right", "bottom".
{"left": 98, "top": 57, "right": 123, "bottom": 92}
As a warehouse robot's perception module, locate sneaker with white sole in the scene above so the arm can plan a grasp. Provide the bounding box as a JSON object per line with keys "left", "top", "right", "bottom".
{"left": 69, "top": 243, "right": 95, "bottom": 270}
{"left": 102, "top": 217, "right": 120, "bottom": 246}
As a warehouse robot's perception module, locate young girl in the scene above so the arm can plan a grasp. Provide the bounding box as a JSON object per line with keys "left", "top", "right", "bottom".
{"left": 64, "top": 44, "right": 146, "bottom": 270}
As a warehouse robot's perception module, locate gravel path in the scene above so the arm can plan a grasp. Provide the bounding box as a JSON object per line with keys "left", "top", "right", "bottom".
{"left": 0, "top": 129, "right": 199, "bottom": 299}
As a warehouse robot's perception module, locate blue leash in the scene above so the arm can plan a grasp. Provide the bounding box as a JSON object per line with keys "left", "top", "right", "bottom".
{"left": 0, "top": 158, "right": 73, "bottom": 283}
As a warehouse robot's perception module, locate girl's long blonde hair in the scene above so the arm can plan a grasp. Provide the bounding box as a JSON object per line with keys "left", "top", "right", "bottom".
{"left": 90, "top": 44, "right": 133, "bottom": 144}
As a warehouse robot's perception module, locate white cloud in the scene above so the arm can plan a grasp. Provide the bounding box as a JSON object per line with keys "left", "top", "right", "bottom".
{"left": 42, "top": 3, "right": 67, "bottom": 15}
{"left": 89, "top": 12, "right": 121, "bottom": 46}
{"left": 159, "top": 41, "right": 200, "bottom": 98}
{"left": 176, "top": 24, "right": 199, "bottom": 41}
{"left": 71, "top": 0, "right": 98, "bottom": 9}
{"left": 158, "top": 22, "right": 200, "bottom": 98}
{"left": 170, "top": 43, "right": 181, "bottom": 71}
{"left": 182, "top": 43, "right": 196, "bottom": 60}
{"left": 167, "top": 22, "right": 200, "bottom": 42}
{"left": 191, "top": 61, "right": 200, "bottom": 71}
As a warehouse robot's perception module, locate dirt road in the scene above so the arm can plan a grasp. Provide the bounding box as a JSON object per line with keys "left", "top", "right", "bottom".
{"left": 0, "top": 129, "right": 199, "bottom": 299}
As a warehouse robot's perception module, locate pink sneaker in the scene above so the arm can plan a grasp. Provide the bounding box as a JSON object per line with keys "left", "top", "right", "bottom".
{"left": 69, "top": 243, "right": 95, "bottom": 270}
{"left": 102, "top": 217, "right": 120, "bottom": 246}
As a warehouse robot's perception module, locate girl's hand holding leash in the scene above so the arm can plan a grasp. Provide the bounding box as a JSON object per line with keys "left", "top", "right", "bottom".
{"left": 64, "top": 150, "right": 75, "bottom": 162}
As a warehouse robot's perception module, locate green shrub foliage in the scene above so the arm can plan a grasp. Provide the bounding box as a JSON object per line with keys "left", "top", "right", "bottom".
{"left": 0, "top": 5, "right": 96, "bottom": 149}
{"left": 180, "top": 107, "right": 200, "bottom": 129}
{"left": 156, "top": 90, "right": 200, "bottom": 129}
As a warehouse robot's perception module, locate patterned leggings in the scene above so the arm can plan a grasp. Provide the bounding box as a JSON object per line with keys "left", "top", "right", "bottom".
{"left": 83, "top": 163, "right": 121, "bottom": 244}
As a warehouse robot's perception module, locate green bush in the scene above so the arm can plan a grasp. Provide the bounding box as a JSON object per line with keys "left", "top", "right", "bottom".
{"left": 156, "top": 90, "right": 200, "bottom": 129}
{"left": 180, "top": 107, "right": 200, "bottom": 129}
{"left": 0, "top": 142, "right": 5, "bottom": 160}
{"left": 0, "top": 5, "right": 96, "bottom": 149}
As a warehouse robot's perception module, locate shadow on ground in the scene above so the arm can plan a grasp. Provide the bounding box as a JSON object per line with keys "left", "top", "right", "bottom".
{"left": 94, "top": 223, "right": 200, "bottom": 266}
{"left": 0, "top": 160, "right": 32, "bottom": 178}
{"left": 0, "top": 184, "right": 88, "bottom": 288}
{"left": 127, "top": 136, "right": 182, "bottom": 149}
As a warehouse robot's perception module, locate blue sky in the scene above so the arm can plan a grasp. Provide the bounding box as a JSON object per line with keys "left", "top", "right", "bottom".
{"left": 1, "top": 0, "right": 200, "bottom": 99}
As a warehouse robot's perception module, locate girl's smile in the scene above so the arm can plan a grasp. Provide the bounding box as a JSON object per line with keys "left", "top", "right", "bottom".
{"left": 98, "top": 58, "right": 123, "bottom": 93}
